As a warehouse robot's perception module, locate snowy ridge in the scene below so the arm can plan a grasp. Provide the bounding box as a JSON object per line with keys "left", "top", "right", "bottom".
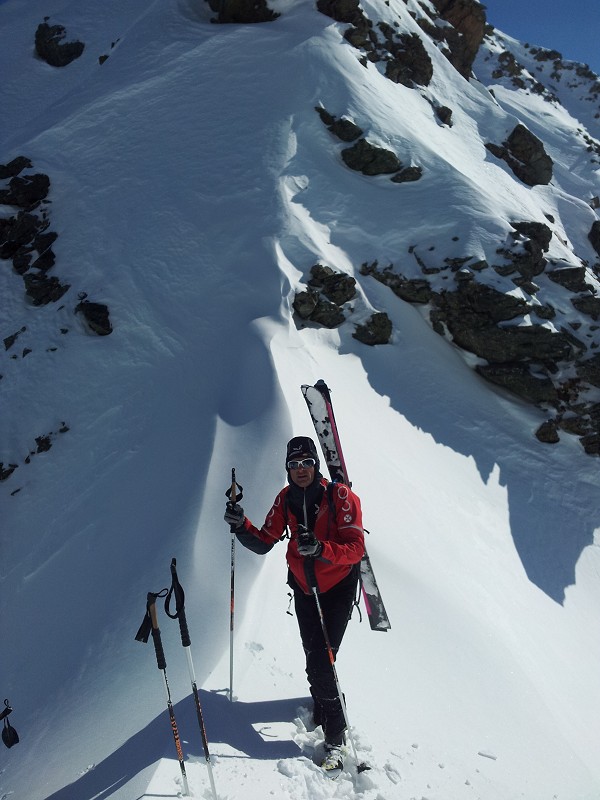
{"left": 1, "top": 0, "right": 600, "bottom": 798}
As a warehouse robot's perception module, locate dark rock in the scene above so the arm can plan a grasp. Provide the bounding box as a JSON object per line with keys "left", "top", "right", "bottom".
{"left": 572, "top": 294, "right": 600, "bottom": 320}
{"left": 476, "top": 362, "right": 558, "bottom": 404}
{"left": 308, "top": 265, "right": 356, "bottom": 305}
{"left": 512, "top": 221, "right": 552, "bottom": 251}
{"left": 589, "top": 220, "right": 600, "bottom": 257}
{"left": 35, "top": 434, "right": 52, "bottom": 453}
{"left": 548, "top": 266, "right": 588, "bottom": 292}
{"left": 35, "top": 22, "right": 85, "bottom": 67}
{"left": 310, "top": 299, "right": 346, "bottom": 328}
{"left": 430, "top": 0, "right": 487, "bottom": 78}
{"left": 293, "top": 289, "right": 319, "bottom": 320}
{"left": 341, "top": 139, "right": 402, "bottom": 175}
{"left": 361, "top": 261, "right": 433, "bottom": 303}
{"left": 580, "top": 432, "right": 600, "bottom": 455}
{"left": 577, "top": 353, "right": 600, "bottom": 387}
{"left": 206, "top": 0, "right": 279, "bottom": 23}
{"left": 328, "top": 117, "right": 364, "bottom": 142}
{"left": 433, "top": 280, "right": 531, "bottom": 328}
{"left": 0, "top": 463, "right": 18, "bottom": 481}
{"left": 317, "top": 0, "right": 363, "bottom": 24}
{"left": 0, "top": 157, "right": 32, "bottom": 179}
{"left": 558, "top": 415, "right": 592, "bottom": 436}
{"left": 0, "top": 174, "right": 50, "bottom": 209}
{"left": 75, "top": 294, "right": 113, "bottom": 335}
{"left": 435, "top": 105, "right": 453, "bottom": 126}
{"left": 352, "top": 312, "right": 392, "bottom": 345}
{"left": 486, "top": 124, "right": 553, "bottom": 186}
{"left": 452, "top": 324, "right": 581, "bottom": 364}
{"left": 535, "top": 419, "right": 560, "bottom": 444}
{"left": 391, "top": 166, "right": 423, "bottom": 183}
{"left": 3, "top": 327, "right": 26, "bottom": 351}
{"left": 24, "top": 273, "right": 70, "bottom": 305}
{"left": 384, "top": 33, "right": 433, "bottom": 87}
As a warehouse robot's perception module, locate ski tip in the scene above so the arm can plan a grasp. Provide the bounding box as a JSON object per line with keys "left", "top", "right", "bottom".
{"left": 357, "top": 762, "right": 371, "bottom": 773}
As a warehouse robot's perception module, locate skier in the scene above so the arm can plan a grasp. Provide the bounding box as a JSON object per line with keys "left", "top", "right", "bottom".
{"left": 224, "top": 435, "right": 365, "bottom": 774}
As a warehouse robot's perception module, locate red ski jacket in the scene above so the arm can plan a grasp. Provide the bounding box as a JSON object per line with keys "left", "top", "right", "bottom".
{"left": 237, "top": 478, "right": 364, "bottom": 594}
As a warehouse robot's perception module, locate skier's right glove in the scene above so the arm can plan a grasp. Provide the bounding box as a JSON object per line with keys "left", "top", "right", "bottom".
{"left": 224, "top": 503, "right": 245, "bottom": 531}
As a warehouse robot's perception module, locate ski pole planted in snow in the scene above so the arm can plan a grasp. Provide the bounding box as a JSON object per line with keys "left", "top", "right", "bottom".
{"left": 310, "top": 583, "right": 370, "bottom": 774}
{"left": 225, "top": 468, "right": 243, "bottom": 702}
{"left": 135, "top": 590, "right": 190, "bottom": 796}
{"left": 165, "top": 558, "right": 218, "bottom": 800}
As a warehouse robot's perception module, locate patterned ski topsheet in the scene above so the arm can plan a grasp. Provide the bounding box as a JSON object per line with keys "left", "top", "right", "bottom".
{"left": 301, "top": 381, "right": 391, "bottom": 632}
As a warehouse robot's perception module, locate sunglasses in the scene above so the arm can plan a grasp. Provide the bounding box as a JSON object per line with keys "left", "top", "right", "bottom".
{"left": 287, "top": 458, "right": 316, "bottom": 470}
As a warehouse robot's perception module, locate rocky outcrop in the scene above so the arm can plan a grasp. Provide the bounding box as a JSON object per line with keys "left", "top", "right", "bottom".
{"left": 341, "top": 139, "right": 402, "bottom": 175}
{"left": 293, "top": 264, "right": 391, "bottom": 344}
{"left": 358, "top": 224, "right": 600, "bottom": 454}
{"left": 353, "top": 312, "right": 392, "bottom": 345}
{"left": 315, "top": 108, "right": 363, "bottom": 142}
{"left": 486, "top": 124, "right": 553, "bottom": 186}
{"left": 205, "top": 0, "right": 279, "bottom": 23}
{"left": 429, "top": 0, "right": 487, "bottom": 78}
{"left": 35, "top": 21, "right": 85, "bottom": 67}
{"left": 316, "top": 107, "right": 423, "bottom": 182}
{"left": 589, "top": 220, "right": 600, "bottom": 256}
{"left": 293, "top": 264, "right": 356, "bottom": 328}
{"left": 75, "top": 293, "right": 113, "bottom": 336}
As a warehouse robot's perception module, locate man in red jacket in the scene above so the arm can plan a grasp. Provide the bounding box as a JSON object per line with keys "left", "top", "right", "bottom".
{"left": 224, "top": 435, "right": 364, "bottom": 772}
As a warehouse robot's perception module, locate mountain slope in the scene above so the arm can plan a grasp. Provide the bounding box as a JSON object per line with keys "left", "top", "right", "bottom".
{"left": 1, "top": 1, "right": 600, "bottom": 798}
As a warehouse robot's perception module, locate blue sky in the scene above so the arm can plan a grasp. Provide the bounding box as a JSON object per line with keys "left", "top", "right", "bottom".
{"left": 483, "top": 0, "right": 600, "bottom": 74}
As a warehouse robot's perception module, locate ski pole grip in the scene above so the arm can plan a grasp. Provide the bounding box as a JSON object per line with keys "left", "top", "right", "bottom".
{"left": 151, "top": 626, "right": 167, "bottom": 671}
{"left": 148, "top": 596, "right": 167, "bottom": 671}
{"left": 177, "top": 607, "right": 191, "bottom": 648}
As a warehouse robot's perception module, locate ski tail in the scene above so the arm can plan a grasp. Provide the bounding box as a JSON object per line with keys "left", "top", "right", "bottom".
{"left": 301, "top": 380, "right": 391, "bottom": 632}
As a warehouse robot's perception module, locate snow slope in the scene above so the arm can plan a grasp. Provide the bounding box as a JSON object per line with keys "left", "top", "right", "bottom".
{"left": 1, "top": 1, "right": 600, "bottom": 798}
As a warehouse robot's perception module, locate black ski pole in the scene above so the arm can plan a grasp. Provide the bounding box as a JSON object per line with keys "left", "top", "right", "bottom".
{"left": 135, "top": 590, "right": 190, "bottom": 796}
{"left": 165, "top": 558, "right": 218, "bottom": 800}
{"left": 225, "top": 468, "right": 243, "bottom": 702}
{"left": 310, "top": 583, "right": 370, "bottom": 773}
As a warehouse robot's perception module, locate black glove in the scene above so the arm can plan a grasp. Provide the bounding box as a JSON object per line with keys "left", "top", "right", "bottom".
{"left": 297, "top": 529, "right": 322, "bottom": 557}
{"left": 224, "top": 503, "right": 245, "bottom": 530}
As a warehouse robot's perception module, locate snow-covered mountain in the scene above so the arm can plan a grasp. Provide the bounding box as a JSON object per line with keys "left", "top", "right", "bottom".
{"left": 1, "top": 1, "right": 600, "bottom": 798}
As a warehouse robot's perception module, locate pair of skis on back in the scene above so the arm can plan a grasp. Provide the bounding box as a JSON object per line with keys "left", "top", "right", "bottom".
{"left": 301, "top": 380, "right": 391, "bottom": 633}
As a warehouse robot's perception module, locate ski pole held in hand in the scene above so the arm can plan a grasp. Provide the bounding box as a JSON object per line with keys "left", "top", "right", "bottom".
{"left": 135, "top": 590, "right": 190, "bottom": 796}
{"left": 225, "top": 468, "right": 243, "bottom": 702}
{"left": 165, "top": 558, "right": 218, "bottom": 800}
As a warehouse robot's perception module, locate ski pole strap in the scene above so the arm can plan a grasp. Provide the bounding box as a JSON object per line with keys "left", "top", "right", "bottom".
{"left": 134, "top": 589, "right": 168, "bottom": 645}
{"left": 165, "top": 558, "right": 185, "bottom": 619}
{"left": 225, "top": 467, "right": 243, "bottom": 506}
{"left": 0, "top": 700, "right": 12, "bottom": 722}
{"left": 165, "top": 558, "right": 191, "bottom": 648}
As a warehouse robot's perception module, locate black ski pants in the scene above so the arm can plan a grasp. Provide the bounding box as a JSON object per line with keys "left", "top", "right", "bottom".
{"left": 292, "top": 566, "right": 358, "bottom": 744}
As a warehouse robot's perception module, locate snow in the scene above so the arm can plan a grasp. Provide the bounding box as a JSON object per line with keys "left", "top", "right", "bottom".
{"left": 1, "top": 0, "right": 600, "bottom": 798}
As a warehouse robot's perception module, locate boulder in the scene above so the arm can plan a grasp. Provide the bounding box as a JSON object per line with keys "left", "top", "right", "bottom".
{"left": 35, "top": 22, "right": 85, "bottom": 67}
{"left": 0, "top": 174, "right": 50, "bottom": 209}
{"left": 308, "top": 264, "right": 356, "bottom": 305}
{"left": 353, "top": 312, "right": 392, "bottom": 345}
{"left": 341, "top": 139, "right": 402, "bottom": 175}
{"left": 75, "top": 294, "right": 113, "bottom": 335}
{"left": 486, "top": 124, "right": 553, "bottom": 186}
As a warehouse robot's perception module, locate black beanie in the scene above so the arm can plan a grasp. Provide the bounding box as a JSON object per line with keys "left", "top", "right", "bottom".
{"left": 286, "top": 436, "right": 320, "bottom": 471}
